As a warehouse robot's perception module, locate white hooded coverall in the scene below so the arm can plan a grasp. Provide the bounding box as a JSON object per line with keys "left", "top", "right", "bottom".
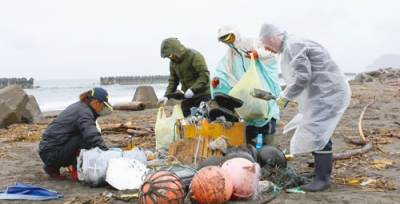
{"left": 213, "top": 24, "right": 281, "bottom": 127}
{"left": 259, "top": 23, "right": 351, "bottom": 154}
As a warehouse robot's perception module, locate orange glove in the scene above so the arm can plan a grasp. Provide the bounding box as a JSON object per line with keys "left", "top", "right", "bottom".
{"left": 244, "top": 50, "right": 258, "bottom": 59}
{"left": 211, "top": 77, "right": 219, "bottom": 88}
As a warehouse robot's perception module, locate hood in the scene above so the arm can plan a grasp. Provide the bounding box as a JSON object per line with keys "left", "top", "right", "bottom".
{"left": 160, "top": 38, "right": 186, "bottom": 59}
{"left": 218, "top": 23, "right": 242, "bottom": 48}
{"left": 259, "top": 22, "right": 285, "bottom": 53}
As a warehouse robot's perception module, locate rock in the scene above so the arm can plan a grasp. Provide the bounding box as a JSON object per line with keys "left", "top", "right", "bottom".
{"left": 354, "top": 68, "right": 400, "bottom": 83}
{"left": 365, "top": 71, "right": 381, "bottom": 78}
{"left": 132, "top": 86, "right": 159, "bottom": 109}
{"left": 365, "top": 77, "right": 374, "bottom": 82}
{"left": 21, "top": 95, "right": 45, "bottom": 124}
{"left": 0, "top": 85, "right": 29, "bottom": 128}
{"left": 354, "top": 73, "right": 364, "bottom": 83}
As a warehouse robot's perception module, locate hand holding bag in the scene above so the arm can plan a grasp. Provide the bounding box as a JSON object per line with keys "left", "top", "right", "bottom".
{"left": 229, "top": 54, "right": 269, "bottom": 120}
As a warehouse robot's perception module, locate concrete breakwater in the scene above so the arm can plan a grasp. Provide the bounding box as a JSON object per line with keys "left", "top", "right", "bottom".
{"left": 100, "top": 73, "right": 358, "bottom": 86}
{"left": 0, "top": 78, "right": 35, "bottom": 89}
{"left": 100, "top": 75, "right": 169, "bottom": 85}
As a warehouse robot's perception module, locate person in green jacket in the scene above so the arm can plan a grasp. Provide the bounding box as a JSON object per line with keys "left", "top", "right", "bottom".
{"left": 158, "top": 37, "right": 211, "bottom": 117}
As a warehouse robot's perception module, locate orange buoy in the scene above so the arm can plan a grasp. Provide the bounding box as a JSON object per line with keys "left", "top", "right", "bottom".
{"left": 221, "top": 157, "right": 260, "bottom": 199}
{"left": 201, "top": 118, "right": 210, "bottom": 124}
{"left": 191, "top": 166, "right": 233, "bottom": 204}
{"left": 139, "top": 170, "right": 185, "bottom": 204}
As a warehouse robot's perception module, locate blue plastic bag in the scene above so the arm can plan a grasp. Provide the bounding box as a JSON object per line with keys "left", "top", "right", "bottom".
{"left": 0, "top": 182, "right": 63, "bottom": 200}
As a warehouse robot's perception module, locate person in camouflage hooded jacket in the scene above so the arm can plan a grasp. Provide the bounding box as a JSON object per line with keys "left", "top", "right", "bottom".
{"left": 158, "top": 37, "right": 211, "bottom": 117}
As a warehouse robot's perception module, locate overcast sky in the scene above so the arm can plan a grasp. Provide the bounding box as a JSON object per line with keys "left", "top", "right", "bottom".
{"left": 1, "top": 0, "right": 399, "bottom": 80}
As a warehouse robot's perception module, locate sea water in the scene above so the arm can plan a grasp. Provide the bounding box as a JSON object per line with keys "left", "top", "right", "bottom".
{"left": 24, "top": 79, "right": 168, "bottom": 112}
{"left": 24, "top": 74, "right": 356, "bottom": 112}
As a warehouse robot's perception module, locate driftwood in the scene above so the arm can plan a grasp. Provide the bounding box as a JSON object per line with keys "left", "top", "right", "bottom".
{"left": 100, "top": 122, "right": 154, "bottom": 136}
{"left": 381, "top": 133, "right": 400, "bottom": 139}
{"left": 308, "top": 98, "right": 376, "bottom": 164}
{"left": 258, "top": 194, "right": 277, "bottom": 204}
{"left": 344, "top": 137, "right": 365, "bottom": 145}
{"left": 332, "top": 141, "right": 373, "bottom": 160}
{"left": 112, "top": 101, "right": 150, "bottom": 111}
{"left": 100, "top": 122, "right": 141, "bottom": 131}
{"left": 126, "top": 129, "right": 151, "bottom": 136}
{"left": 358, "top": 97, "right": 377, "bottom": 142}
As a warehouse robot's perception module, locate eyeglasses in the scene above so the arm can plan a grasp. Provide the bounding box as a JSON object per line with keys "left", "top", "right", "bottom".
{"left": 219, "top": 33, "right": 232, "bottom": 42}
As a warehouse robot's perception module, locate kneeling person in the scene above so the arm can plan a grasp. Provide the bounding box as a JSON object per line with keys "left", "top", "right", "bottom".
{"left": 38, "top": 87, "right": 112, "bottom": 179}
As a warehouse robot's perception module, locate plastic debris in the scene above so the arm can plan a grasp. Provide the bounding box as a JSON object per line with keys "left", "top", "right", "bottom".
{"left": 286, "top": 186, "right": 306, "bottom": 194}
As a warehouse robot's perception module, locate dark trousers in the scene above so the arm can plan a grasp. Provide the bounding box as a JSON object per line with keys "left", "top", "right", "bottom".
{"left": 245, "top": 118, "right": 276, "bottom": 144}
{"left": 181, "top": 94, "right": 212, "bottom": 117}
{"left": 323, "top": 139, "right": 333, "bottom": 151}
{"left": 39, "top": 135, "right": 83, "bottom": 169}
{"left": 246, "top": 118, "right": 277, "bottom": 137}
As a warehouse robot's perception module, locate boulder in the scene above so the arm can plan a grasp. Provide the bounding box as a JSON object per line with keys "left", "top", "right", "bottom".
{"left": 365, "top": 70, "right": 381, "bottom": 78}
{"left": 21, "top": 95, "right": 45, "bottom": 124}
{"left": 132, "top": 86, "right": 159, "bottom": 109}
{"left": 0, "top": 85, "right": 29, "bottom": 128}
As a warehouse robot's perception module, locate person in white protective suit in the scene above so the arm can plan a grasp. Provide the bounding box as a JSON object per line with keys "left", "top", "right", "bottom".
{"left": 211, "top": 23, "right": 281, "bottom": 147}
{"left": 259, "top": 22, "right": 351, "bottom": 192}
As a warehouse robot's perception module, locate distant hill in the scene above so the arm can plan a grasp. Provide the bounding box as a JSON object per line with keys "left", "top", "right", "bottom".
{"left": 365, "top": 53, "right": 400, "bottom": 72}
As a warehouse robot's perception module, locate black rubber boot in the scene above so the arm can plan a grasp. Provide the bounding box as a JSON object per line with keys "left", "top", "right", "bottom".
{"left": 302, "top": 169, "right": 316, "bottom": 178}
{"left": 300, "top": 152, "right": 332, "bottom": 192}
{"left": 213, "top": 92, "right": 243, "bottom": 112}
{"left": 209, "top": 106, "right": 240, "bottom": 122}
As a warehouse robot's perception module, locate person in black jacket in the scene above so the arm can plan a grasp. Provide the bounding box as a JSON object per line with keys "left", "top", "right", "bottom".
{"left": 39, "top": 87, "right": 112, "bottom": 179}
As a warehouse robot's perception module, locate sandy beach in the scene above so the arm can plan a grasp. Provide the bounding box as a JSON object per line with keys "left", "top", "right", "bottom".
{"left": 1, "top": 80, "right": 400, "bottom": 204}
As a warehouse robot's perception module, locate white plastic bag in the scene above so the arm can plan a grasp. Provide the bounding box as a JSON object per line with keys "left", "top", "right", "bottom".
{"left": 229, "top": 54, "right": 269, "bottom": 120}
{"left": 77, "top": 147, "right": 122, "bottom": 187}
{"left": 155, "top": 104, "right": 184, "bottom": 150}
{"left": 105, "top": 158, "right": 148, "bottom": 190}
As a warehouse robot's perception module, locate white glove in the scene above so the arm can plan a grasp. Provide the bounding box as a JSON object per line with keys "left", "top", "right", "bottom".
{"left": 184, "top": 89, "right": 194, "bottom": 98}
{"left": 158, "top": 96, "right": 168, "bottom": 106}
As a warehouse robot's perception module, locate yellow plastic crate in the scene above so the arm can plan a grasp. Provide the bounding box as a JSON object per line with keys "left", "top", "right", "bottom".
{"left": 168, "top": 122, "right": 246, "bottom": 165}
{"left": 179, "top": 122, "right": 246, "bottom": 146}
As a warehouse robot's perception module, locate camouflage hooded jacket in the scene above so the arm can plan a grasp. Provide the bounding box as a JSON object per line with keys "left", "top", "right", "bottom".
{"left": 160, "top": 38, "right": 210, "bottom": 97}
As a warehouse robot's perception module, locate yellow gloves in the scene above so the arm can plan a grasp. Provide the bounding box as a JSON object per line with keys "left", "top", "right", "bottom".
{"left": 276, "top": 94, "right": 289, "bottom": 108}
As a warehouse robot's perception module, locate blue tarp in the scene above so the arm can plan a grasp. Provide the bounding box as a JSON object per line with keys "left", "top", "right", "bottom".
{"left": 0, "top": 182, "right": 63, "bottom": 200}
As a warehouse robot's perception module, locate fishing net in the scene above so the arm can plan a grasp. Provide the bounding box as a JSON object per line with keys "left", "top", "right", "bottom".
{"left": 260, "top": 166, "right": 308, "bottom": 191}
{"left": 139, "top": 170, "right": 185, "bottom": 204}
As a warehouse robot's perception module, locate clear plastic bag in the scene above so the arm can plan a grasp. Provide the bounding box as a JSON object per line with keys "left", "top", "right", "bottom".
{"left": 77, "top": 147, "right": 122, "bottom": 187}
{"left": 229, "top": 54, "right": 269, "bottom": 120}
{"left": 122, "top": 147, "right": 148, "bottom": 166}
{"left": 155, "top": 104, "right": 184, "bottom": 150}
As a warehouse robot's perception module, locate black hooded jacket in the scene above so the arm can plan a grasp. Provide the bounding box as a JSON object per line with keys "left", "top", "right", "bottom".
{"left": 39, "top": 101, "right": 108, "bottom": 153}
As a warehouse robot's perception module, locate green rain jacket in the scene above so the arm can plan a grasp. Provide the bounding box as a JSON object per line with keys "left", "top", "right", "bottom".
{"left": 160, "top": 38, "right": 210, "bottom": 97}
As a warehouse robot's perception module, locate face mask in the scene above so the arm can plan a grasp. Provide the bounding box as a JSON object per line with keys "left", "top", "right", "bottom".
{"left": 98, "top": 106, "right": 111, "bottom": 116}
{"left": 228, "top": 43, "right": 235, "bottom": 48}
